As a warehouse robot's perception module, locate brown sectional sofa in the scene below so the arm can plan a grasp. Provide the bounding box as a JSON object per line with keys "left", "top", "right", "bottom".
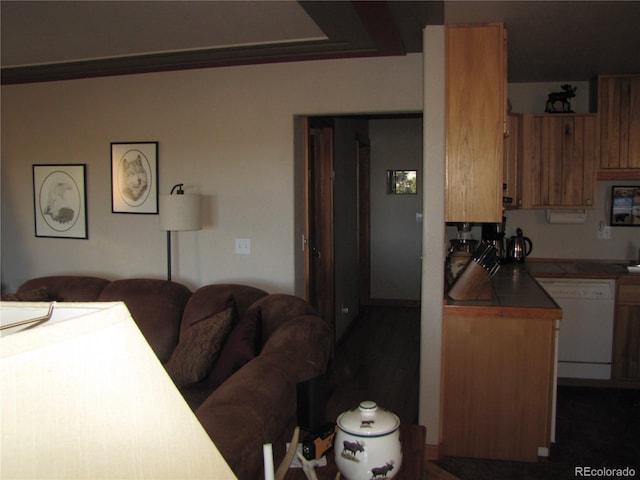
{"left": 10, "top": 276, "right": 332, "bottom": 479}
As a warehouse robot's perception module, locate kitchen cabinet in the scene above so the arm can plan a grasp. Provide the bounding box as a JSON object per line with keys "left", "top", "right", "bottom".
{"left": 441, "top": 310, "right": 556, "bottom": 461}
{"left": 445, "top": 23, "right": 506, "bottom": 223}
{"left": 597, "top": 74, "right": 640, "bottom": 179}
{"left": 521, "top": 113, "right": 598, "bottom": 209}
{"left": 442, "top": 266, "right": 560, "bottom": 462}
{"left": 503, "top": 113, "right": 523, "bottom": 209}
{"left": 612, "top": 277, "right": 640, "bottom": 381}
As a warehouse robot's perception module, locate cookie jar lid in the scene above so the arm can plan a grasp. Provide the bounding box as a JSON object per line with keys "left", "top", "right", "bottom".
{"left": 336, "top": 401, "right": 400, "bottom": 437}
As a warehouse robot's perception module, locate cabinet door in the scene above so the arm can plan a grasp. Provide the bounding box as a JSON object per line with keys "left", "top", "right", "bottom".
{"left": 442, "top": 312, "right": 554, "bottom": 461}
{"left": 503, "top": 113, "right": 523, "bottom": 209}
{"left": 612, "top": 282, "right": 640, "bottom": 380}
{"left": 599, "top": 75, "right": 640, "bottom": 171}
{"left": 522, "top": 114, "right": 597, "bottom": 209}
{"left": 445, "top": 23, "right": 506, "bottom": 223}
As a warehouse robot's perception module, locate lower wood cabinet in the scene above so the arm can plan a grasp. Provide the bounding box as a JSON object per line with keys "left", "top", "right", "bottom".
{"left": 441, "top": 309, "right": 556, "bottom": 461}
{"left": 612, "top": 278, "right": 640, "bottom": 380}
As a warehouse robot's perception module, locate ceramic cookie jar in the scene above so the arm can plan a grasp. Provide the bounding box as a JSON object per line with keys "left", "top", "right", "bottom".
{"left": 335, "top": 401, "right": 402, "bottom": 480}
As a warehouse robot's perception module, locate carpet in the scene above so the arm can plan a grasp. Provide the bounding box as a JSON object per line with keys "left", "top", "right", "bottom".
{"left": 435, "top": 386, "right": 640, "bottom": 480}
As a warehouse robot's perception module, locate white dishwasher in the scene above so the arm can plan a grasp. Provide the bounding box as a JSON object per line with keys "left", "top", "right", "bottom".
{"left": 537, "top": 278, "right": 616, "bottom": 380}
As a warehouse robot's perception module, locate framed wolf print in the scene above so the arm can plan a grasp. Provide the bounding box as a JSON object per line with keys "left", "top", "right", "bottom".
{"left": 33, "top": 164, "right": 88, "bottom": 239}
{"left": 111, "top": 142, "right": 158, "bottom": 214}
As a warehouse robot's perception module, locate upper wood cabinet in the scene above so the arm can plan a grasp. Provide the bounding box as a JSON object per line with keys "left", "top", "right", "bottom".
{"left": 503, "top": 113, "right": 523, "bottom": 209}
{"left": 521, "top": 113, "right": 598, "bottom": 209}
{"left": 445, "top": 23, "right": 506, "bottom": 223}
{"left": 597, "top": 74, "right": 640, "bottom": 179}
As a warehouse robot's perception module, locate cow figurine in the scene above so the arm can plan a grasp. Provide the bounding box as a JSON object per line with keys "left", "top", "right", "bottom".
{"left": 545, "top": 84, "right": 577, "bottom": 113}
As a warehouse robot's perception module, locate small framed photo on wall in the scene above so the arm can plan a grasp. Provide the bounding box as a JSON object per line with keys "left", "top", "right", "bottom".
{"left": 387, "top": 170, "right": 417, "bottom": 195}
{"left": 111, "top": 142, "right": 158, "bottom": 214}
{"left": 611, "top": 186, "right": 640, "bottom": 226}
{"left": 33, "top": 164, "right": 88, "bottom": 239}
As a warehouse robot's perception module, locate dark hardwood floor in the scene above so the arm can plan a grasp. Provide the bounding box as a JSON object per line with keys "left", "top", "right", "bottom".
{"left": 325, "top": 305, "right": 421, "bottom": 425}
{"left": 322, "top": 305, "right": 640, "bottom": 480}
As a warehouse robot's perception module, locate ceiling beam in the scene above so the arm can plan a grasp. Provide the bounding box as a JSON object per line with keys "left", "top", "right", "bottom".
{"left": 351, "top": 1, "right": 407, "bottom": 56}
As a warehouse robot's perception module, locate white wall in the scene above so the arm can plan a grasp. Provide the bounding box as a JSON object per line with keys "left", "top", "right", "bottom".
{"left": 509, "top": 81, "right": 590, "bottom": 114}
{"left": 420, "top": 25, "right": 447, "bottom": 449}
{"left": 1, "top": 54, "right": 424, "bottom": 294}
{"left": 370, "top": 117, "right": 423, "bottom": 301}
{"left": 504, "top": 180, "right": 640, "bottom": 261}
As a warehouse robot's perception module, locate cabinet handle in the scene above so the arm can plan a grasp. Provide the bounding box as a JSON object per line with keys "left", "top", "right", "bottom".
{"left": 586, "top": 199, "right": 593, "bottom": 206}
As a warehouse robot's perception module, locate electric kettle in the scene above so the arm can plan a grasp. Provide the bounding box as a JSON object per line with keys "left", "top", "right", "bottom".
{"left": 506, "top": 228, "right": 533, "bottom": 262}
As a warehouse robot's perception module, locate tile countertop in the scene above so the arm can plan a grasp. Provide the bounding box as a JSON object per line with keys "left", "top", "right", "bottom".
{"left": 444, "top": 263, "right": 562, "bottom": 318}
{"left": 445, "top": 259, "right": 640, "bottom": 314}
{"left": 526, "top": 259, "right": 638, "bottom": 279}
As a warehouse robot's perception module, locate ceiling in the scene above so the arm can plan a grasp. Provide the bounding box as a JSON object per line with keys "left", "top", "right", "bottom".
{"left": 2, "top": 1, "right": 639, "bottom": 85}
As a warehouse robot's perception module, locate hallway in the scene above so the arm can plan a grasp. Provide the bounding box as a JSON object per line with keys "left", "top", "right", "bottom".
{"left": 325, "top": 305, "right": 421, "bottom": 425}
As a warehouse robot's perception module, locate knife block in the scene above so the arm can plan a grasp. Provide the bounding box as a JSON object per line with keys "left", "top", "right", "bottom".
{"left": 448, "top": 261, "right": 493, "bottom": 300}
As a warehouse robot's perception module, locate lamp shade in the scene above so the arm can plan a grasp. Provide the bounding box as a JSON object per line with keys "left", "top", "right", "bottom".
{"left": 159, "top": 193, "right": 202, "bottom": 231}
{"left": 0, "top": 301, "right": 236, "bottom": 479}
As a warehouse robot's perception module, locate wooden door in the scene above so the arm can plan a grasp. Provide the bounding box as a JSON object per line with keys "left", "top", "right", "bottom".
{"left": 306, "top": 123, "right": 335, "bottom": 335}
{"left": 357, "top": 137, "right": 371, "bottom": 307}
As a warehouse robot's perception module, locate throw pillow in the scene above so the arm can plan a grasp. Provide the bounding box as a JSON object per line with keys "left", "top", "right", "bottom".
{"left": 164, "top": 306, "right": 236, "bottom": 388}
{"left": 1, "top": 287, "right": 50, "bottom": 302}
{"left": 208, "top": 309, "right": 262, "bottom": 389}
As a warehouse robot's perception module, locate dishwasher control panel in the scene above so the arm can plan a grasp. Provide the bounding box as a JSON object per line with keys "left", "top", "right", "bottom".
{"left": 541, "top": 282, "right": 612, "bottom": 300}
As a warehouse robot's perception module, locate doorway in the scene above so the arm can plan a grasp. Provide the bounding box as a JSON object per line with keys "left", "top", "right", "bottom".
{"left": 301, "top": 114, "right": 423, "bottom": 345}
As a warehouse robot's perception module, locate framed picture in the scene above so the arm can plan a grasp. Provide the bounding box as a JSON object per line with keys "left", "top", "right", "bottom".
{"left": 387, "top": 170, "right": 417, "bottom": 195}
{"left": 111, "top": 142, "right": 158, "bottom": 214}
{"left": 611, "top": 186, "right": 640, "bottom": 226}
{"left": 33, "top": 164, "right": 88, "bottom": 239}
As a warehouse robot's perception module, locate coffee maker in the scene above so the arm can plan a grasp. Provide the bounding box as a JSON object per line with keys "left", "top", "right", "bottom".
{"left": 481, "top": 217, "right": 506, "bottom": 262}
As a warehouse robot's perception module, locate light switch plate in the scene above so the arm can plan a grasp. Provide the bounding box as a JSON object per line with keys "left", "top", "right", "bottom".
{"left": 235, "top": 238, "right": 251, "bottom": 254}
{"left": 597, "top": 226, "right": 611, "bottom": 240}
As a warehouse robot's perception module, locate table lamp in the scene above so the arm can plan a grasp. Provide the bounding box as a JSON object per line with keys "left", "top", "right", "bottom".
{"left": 0, "top": 301, "right": 236, "bottom": 479}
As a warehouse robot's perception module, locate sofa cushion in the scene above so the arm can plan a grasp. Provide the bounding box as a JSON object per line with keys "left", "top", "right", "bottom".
{"left": 251, "top": 294, "right": 320, "bottom": 348}
{"left": 16, "top": 275, "right": 110, "bottom": 302}
{"left": 97, "top": 279, "right": 191, "bottom": 362}
{"left": 195, "top": 314, "right": 332, "bottom": 480}
{"left": 181, "top": 284, "right": 268, "bottom": 334}
{"left": 165, "top": 305, "right": 236, "bottom": 387}
{"left": 208, "top": 307, "right": 262, "bottom": 390}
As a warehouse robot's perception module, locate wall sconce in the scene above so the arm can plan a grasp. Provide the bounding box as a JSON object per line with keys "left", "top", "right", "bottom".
{"left": 159, "top": 184, "right": 202, "bottom": 281}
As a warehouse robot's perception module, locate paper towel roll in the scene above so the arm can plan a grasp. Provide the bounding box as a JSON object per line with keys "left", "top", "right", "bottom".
{"left": 545, "top": 210, "right": 587, "bottom": 224}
